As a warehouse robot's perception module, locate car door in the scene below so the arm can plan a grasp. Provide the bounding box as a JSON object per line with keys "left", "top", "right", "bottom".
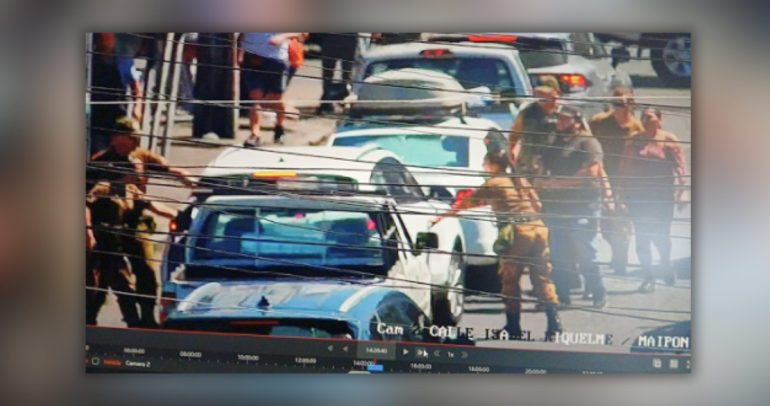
{"left": 371, "top": 158, "right": 435, "bottom": 241}
{"left": 379, "top": 206, "right": 431, "bottom": 315}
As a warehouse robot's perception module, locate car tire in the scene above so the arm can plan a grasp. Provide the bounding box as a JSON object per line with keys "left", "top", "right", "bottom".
{"left": 650, "top": 34, "right": 691, "bottom": 88}
{"left": 431, "top": 242, "right": 465, "bottom": 327}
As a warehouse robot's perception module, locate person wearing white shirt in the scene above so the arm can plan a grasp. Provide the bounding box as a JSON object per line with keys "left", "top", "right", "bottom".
{"left": 237, "top": 33, "right": 306, "bottom": 145}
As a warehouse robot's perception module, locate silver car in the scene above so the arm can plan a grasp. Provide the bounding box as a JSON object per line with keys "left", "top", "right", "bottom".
{"left": 425, "top": 33, "right": 630, "bottom": 117}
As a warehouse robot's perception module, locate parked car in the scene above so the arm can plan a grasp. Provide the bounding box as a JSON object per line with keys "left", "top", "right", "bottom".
{"left": 350, "top": 41, "right": 535, "bottom": 130}
{"left": 597, "top": 32, "right": 691, "bottom": 88}
{"left": 424, "top": 32, "right": 630, "bottom": 117}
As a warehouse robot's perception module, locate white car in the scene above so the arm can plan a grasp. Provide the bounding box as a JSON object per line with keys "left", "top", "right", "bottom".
{"left": 327, "top": 117, "right": 504, "bottom": 271}
{"left": 164, "top": 145, "right": 467, "bottom": 325}
{"left": 350, "top": 41, "right": 535, "bottom": 130}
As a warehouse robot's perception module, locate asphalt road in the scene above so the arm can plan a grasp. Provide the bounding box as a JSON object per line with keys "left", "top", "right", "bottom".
{"left": 95, "top": 54, "right": 691, "bottom": 354}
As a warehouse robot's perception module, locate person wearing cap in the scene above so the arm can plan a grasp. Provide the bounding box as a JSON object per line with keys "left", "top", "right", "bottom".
{"left": 87, "top": 117, "right": 195, "bottom": 194}
{"left": 507, "top": 75, "right": 561, "bottom": 177}
{"left": 430, "top": 151, "right": 563, "bottom": 340}
{"left": 590, "top": 87, "right": 645, "bottom": 275}
{"left": 87, "top": 116, "right": 190, "bottom": 327}
{"left": 535, "top": 106, "right": 613, "bottom": 308}
{"left": 619, "top": 108, "right": 688, "bottom": 292}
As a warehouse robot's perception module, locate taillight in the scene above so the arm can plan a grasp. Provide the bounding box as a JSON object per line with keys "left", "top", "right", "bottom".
{"left": 159, "top": 292, "right": 176, "bottom": 325}
{"left": 557, "top": 74, "right": 588, "bottom": 92}
{"left": 169, "top": 221, "right": 178, "bottom": 232}
{"left": 453, "top": 189, "right": 475, "bottom": 206}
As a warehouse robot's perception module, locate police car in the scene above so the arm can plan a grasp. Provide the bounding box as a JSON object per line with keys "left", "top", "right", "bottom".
{"left": 163, "top": 281, "right": 437, "bottom": 343}
{"left": 162, "top": 145, "right": 467, "bottom": 326}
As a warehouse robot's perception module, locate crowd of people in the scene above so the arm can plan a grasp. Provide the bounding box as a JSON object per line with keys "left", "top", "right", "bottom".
{"left": 86, "top": 34, "right": 688, "bottom": 339}
{"left": 431, "top": 76, "right": 688, "bottom": 339}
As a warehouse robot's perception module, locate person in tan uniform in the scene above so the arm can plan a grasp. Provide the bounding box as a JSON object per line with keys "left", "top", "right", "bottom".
{"left": 87, "top": 117, "right": 194, "bottom": 327}
{"left": 86, "top": 181, "right": 177, "bottom": 327}
{"left": 431, "top": 152, "right": 562, "bottom": 340}
{"left": 590, "top": 87, "right": 645, "bottom": 275}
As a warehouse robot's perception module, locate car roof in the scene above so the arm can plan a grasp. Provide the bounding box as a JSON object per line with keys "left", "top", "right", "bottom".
{"left": 169, "top": 281, "right": 400, "bottom": 321}
{"left": 203, "top": 145, "right": 401, "bottom": 182}
{"left": 333, "top": 116, "right": 495, "bottom": 140}
{"left": 362, "top": 41, "right": 520, "bottom": 61}
{"left": 200, "top": 193, "right": 391, "bottom": 208}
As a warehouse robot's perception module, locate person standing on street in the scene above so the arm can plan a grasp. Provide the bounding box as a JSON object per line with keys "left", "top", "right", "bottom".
{"left": 317, "top": 33, "right": 359, "bottom": 114}
{"left": 287, "top": 33, "right": 309, "bottom": 86}
{"left": 508, "top": 75, "right": 561, "bottom": 177}
{"left": 87, "top": 117, "right": 195, "bottom": 194}
{"left": 86, "top": 181, "right": 139, "bottom": 327}
{"left": 590, "top": 87, "right": 645, "bottom": 275}
{"left": 535, "top": 106, "right": 614, "bottom": 308}
{"left": 430, "top": 152, "right": 563, "bottom": 340}
{"left": 86, "top": 181, "right": 177, "bottom": 327}
{"left": 89, "top": 33, "right": 144, "bottom": 155}
{"left": 619, "top": 108, "right": 688, "bottom": 292}
{"left": 238, "top": 33, "right": 307, "bottom": 146}
{"left": 119, "top": 183, "right": 177, "bottom": 327}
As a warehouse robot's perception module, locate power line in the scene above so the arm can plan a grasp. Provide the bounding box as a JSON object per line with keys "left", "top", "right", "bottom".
{"left": 86, "top": 49, "right": 692, "bottom": 113}
{"left": 88, "top": 167, "right": 693, "bottom": 237}
{"left": 88, "top": 222, "right": 692, "bottom": 290}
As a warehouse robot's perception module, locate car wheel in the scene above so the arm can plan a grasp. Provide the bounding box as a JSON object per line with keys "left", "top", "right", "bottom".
{"left": 432, "top": 242, "right": 465, "bottom": 326}
{"left": 651, "top": 34, "right": 691, "bottom": 88}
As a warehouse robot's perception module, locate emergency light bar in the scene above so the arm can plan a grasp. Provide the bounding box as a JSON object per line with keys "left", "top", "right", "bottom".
{"left": 468, "top": 34, "right": 517, "bottom": 43}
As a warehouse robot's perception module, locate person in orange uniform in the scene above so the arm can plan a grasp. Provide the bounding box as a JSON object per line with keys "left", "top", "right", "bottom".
{"left": 431, "top": 152, "right": 562, "bottom": 340}
{"left": 590, "top": 87, "right": 645, "bottom": 275}
{"left": 619, "top": 108, "right": 688, "bottom": 292}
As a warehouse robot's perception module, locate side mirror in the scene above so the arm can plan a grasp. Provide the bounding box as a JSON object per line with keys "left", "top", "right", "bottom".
{"left": 610, "top": 46, "right": 631, "bottom": 68}
{"left": 415, "top": 232, "right": 439, "bottom": 252}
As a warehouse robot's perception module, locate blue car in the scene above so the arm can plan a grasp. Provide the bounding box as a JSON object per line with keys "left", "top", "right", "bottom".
{"left": 162, "top": 281, "right": 437, "bottom": 343}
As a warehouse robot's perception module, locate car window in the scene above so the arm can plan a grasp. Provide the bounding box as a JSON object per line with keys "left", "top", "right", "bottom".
{"left": 371, "top": 158, "right": 426, "bottom": 202}
{"left": 336, "top": 134, "right": 470, "bottom": 168}
{"left": 515, "top": 37, "right": 569, "bottom": 69}
{"left": 365, "top": 57, "right": 517, "bottom": 94}
{"left": 570, "top": 32, "right": 607, "bottom": 59}
{"left": 187, "top": 207, "right": 393, "bottom": 278}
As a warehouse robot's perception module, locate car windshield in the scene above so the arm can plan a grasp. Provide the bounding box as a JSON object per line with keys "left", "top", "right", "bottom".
{"left": 333, "top": 134, "right": 470, "bottom": 168}
{"left": 515, "top": 38, "right": 569, "bottom": 69}
{"left": 188, "top": 207, "right": 399, "bottom": 279}
{"left": 364, "top": 57, "right": 515, "bottom": 94}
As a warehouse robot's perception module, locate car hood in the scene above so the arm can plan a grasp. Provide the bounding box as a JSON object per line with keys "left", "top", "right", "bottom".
{"left": 169, "top": 280, "right": 387, "bottom": 320}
